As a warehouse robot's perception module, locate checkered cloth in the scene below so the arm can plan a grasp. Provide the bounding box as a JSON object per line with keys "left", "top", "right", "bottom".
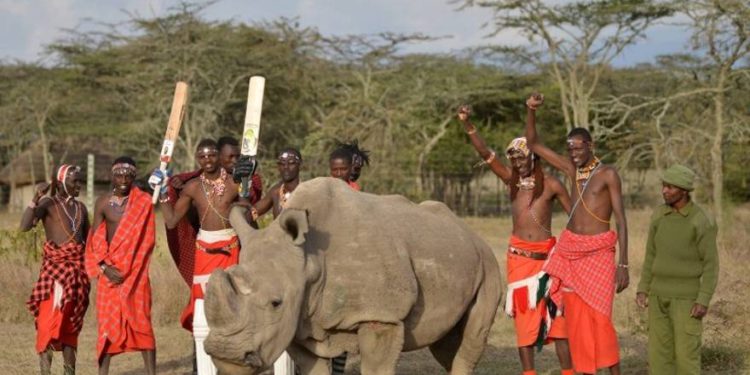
{"left": 165, "top": 170, "right": 262, "bottom": 286}
{"left": 85, "top": 187, "right": 156, "bottom": 360}
{"left": 27, "top": 241, "right": 90, "bottom": 333}
{"left": 543, "top": 229, "right": 618, "bottom": 317}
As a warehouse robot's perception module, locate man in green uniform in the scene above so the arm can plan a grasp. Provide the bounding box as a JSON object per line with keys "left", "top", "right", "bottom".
{"left": 636, "top": 164, "right": 719, "bottom": 375}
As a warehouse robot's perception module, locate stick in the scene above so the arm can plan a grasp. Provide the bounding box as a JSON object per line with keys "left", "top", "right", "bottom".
{"left": 152, "top": 82, "right": 189, "bottom": 204}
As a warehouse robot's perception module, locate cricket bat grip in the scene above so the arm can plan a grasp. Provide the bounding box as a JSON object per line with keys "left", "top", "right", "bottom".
{"left": 239, "top": 176, "right": 250, "bottom": 199}
{"left": 151, "top": 162, "right": 168, "bottom": 204}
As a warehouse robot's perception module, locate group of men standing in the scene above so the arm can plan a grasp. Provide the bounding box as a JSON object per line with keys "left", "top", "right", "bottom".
{"left": 19, "top": 91, "right": 718, "bottom": 375}
{"left": 459, "top": 94, "right": 718, "bottom": 375}
{"left": 21, "top": 134, "right": 368, "bottom": 375}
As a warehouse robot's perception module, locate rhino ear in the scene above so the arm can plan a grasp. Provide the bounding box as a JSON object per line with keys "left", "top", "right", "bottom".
{"left": 278, "top": 208, "right": 308, "bottom": 246}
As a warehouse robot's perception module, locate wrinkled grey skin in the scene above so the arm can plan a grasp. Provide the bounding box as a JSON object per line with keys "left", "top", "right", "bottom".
{"left": 204, "top": 177, "right": 501, "bottom": 375}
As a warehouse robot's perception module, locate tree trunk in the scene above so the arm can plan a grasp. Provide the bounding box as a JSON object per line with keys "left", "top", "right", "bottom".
{"left": 710, "top": 69, "right": 727, "bottom": 229}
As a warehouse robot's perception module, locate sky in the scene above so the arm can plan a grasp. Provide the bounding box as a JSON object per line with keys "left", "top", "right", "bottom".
{"left": 0, "top": 0, "right": 690, "bottom": 67}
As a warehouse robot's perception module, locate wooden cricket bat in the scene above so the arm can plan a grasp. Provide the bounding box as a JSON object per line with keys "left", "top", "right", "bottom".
{"left": 239, "top": 76, "right": 265, "bottom": 198}
{"left": 152, "top": 81, "right": 189, "bottom": 204}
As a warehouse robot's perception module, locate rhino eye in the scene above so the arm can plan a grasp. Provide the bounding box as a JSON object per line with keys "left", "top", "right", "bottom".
{"left": 271, "top": 299, "right": 282, "bottom": 308}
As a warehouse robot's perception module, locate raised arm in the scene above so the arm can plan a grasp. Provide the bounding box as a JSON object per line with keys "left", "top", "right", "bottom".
{"left": 607, "top": 168, "right": 629, "bottom": 293}
{"left": 457, "top": 105, "right": 512, "bottom": 184}
{"left": 524, "top": 94, "right": 575, "bottom": 178}
{"left": 160, "top": 186, "right": 194, "bottom": 229}
{"left": 19, "top": 183, "right": 51, "bottom": 231}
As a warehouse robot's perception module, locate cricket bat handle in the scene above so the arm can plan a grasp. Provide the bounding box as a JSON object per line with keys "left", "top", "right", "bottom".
{"left": 151, "top": 161, "right": 168, "bottom": 204}
{"left": 240, "top": 176, "right": 250, "bottom": 199}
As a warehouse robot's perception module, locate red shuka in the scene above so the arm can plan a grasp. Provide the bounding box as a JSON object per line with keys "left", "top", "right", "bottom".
{"left": 86, "top": 187, "right": 156, "bottom": 361}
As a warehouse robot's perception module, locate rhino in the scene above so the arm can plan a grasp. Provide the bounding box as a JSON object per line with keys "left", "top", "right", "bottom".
{"left": 204, "top": 177, "right": 501, "bottom": 375}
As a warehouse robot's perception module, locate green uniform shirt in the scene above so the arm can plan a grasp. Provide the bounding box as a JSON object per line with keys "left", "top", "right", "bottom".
{"left": 637, "top": 201, "right": 719, "bottom": 307}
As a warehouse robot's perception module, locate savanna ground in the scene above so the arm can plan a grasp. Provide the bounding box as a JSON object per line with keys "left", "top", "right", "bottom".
{"left": 0, "top": 207, "right": 748, "bottom": 375}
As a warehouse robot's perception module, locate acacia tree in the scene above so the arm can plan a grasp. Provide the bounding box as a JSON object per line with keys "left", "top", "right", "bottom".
{"left": 682, "top": 0, "right": 750, "bottom": 225}
{"left": 458, "top": 0, "right": 671, "bottom": 135}
{"left": 48, "top": 3, "right": 325, "bottom": 173}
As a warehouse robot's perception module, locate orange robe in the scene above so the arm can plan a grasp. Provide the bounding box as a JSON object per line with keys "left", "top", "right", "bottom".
{"left": 543, "top": 229, "right": 620, "bottom": 373}
{"left": 505, "top": 235, "right": 566, "bottom": 347}
{"left": 85, "top": 187, "right": 156, "bottom": 361}
{"left": 180, "top": 228, "right": 240, "bottom": 331}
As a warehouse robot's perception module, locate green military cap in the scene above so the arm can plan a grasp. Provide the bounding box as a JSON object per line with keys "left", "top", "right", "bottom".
{"left": 662, "top": 164, "right": 695, "bottom": 192}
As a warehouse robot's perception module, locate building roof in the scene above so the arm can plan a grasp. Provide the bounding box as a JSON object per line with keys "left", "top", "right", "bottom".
{"left": 0, "top": 138, "right": 118, "bottom": 185}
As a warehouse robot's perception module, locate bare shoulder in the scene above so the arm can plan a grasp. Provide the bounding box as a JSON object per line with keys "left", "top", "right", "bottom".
{"left": 182, "top": 178, "right": 201, "bottom": 196}
{"left": 600, "top": 164, "right": 622, "bottom": 182}
{"left": 544, "top": 174, "right": 565, "bottom": 188}
{"left": 37, "top": 196, "right": 54, "bottom": 209}
{"left": 269, "top": 182, "right": 282, "bottom": 194}
{"left": 94, "top": 194, "right": 108, "bottom": 211}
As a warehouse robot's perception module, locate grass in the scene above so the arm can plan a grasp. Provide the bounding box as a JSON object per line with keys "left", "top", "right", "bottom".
{"left": 0, "top": 206, "right": 748, "bottom": 374}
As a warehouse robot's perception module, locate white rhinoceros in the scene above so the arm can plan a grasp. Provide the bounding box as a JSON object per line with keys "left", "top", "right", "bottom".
{"left": 204, "top": 177, "right": 501, "bottom": 375}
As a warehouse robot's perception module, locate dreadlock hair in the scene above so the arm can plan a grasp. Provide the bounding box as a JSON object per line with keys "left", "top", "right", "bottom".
{"left": 335, "top": 139, "right": 370, "bottom": 166}
{"left": 509, "top": 153, "right": 545, "bottom": 205}
{"left": 217, "top": 136, "right": 239, "bottom": 150}
{"left": 329, "top": 147, "right": 353, "bottom": 164}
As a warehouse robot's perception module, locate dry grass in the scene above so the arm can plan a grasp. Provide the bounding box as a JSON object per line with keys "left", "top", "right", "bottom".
{"left": 0, "top": 207, "right": 748, "bottom": 374}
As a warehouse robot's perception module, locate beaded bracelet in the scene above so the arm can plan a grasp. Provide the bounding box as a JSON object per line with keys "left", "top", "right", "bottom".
{"left": 485, "top": 151, "right": 496, "bottom": 164}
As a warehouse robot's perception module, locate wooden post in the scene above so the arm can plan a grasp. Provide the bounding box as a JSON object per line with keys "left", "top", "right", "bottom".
{"left": 87, "top": 153, "right": 95, "bottom": 213}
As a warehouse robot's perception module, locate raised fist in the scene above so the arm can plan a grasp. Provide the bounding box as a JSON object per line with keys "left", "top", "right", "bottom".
{"left": 457, "top": 104, "right": 472, "bottom": 123}
{"left": 148, "top": 169, "right": 170, "bottom": 195}
{"left": 33, "top": 182, "right": 51, "bottom": 202}
{"left": 526, "top": 93, "right": 544, "bottom": 110}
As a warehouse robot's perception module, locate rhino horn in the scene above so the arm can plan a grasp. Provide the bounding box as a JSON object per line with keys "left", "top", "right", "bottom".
{"left": 205, "top": 269, "right": 240, "bottom": 329}
{"left": 230, "top": 205, "right": 255, "bottom": 238}
{"left": 278, "top": 208, "right": 309, "bottom": 246}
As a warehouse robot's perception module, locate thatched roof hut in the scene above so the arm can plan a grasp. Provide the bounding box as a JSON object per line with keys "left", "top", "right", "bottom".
{"left": 0, "top": 138, "right": 118, "bottom": 211}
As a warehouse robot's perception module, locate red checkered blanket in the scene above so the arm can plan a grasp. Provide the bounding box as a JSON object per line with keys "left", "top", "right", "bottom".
{"left": 543, "top": 229, "right": 618, "bottom": 317}
{"left": 27, "top": 241, "right": 90, "bottom": 333}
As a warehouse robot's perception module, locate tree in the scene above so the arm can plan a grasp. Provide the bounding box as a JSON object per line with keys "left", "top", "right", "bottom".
{"left": 681, "top": 0, "right": 750, "bottom": 225}
{"left": 458, "top": 0, "right": 671, "bottom": 135}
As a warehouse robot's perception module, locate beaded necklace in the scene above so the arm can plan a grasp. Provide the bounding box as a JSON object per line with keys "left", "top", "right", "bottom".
{"left": 109, "top": 193, "right": 129, "bottom": 216}
{"left": 279, "top": 183, "right": 292, "bottom": 209}
{"left": 199, "top": 171, "right": 230, "bottom": 228}
{"left": 576, "top": 156, "right": 601, "bottom": 189}
{"left": 200, "top": 168, "right": 227, "bottom": 198}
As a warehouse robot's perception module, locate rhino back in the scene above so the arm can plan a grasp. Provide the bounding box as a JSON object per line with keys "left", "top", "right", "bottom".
{"left": 285, "top": 178, "right": 494, "bottom": 344}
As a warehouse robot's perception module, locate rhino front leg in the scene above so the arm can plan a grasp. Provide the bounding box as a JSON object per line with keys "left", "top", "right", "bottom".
{"left": 287, "top": 343, "right": 330, "bottom": 375}
{"left": 357, "top": 322, "right": 404, "bottom": 375}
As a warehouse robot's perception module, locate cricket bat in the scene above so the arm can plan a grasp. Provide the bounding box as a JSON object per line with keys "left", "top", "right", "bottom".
{"left": 239, "top": 76, "right": 265, "bottom": 198}
{"left": 152, "top": 81, "right": 189, "bottom": 204}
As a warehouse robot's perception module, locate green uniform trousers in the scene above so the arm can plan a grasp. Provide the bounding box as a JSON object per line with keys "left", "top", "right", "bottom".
{"left": 648, "top": 295, "right": 702, "bottom": 375}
